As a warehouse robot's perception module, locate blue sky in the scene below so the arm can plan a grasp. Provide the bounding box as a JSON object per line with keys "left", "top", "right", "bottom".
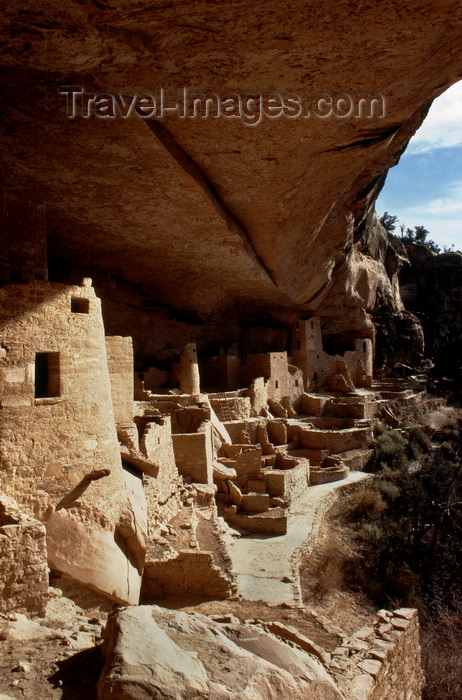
{"left": 376, "top": 81, "right": 462, "bottom": 251}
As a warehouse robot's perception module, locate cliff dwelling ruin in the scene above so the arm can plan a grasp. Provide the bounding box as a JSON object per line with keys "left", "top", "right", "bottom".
{"left": 1, "top": 1, "right": 462, "bottom": 698}
{"left": 0, "top": 194, "right": 429, "bottom": 699}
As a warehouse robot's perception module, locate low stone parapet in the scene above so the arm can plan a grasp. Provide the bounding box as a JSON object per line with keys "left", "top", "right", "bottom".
{"left": 309, "top": 465, "right": 349, "bottom": 485}
{"left": 290, "top": 422, "right": 374, "bottom": 452}
{"left": 225, "top": 506, "right": 288, "bottom": 535}
{"left": 209, "top": 396, "right": 251, "bottom": 421}
{"left": 142, "top": 549, "right": 236, "bottom": 600}
{"left": 328, "top": 608, "right": 424, "bottom": 699}
{"left": 331, "top": 449, "right": 373, "bottom": 471}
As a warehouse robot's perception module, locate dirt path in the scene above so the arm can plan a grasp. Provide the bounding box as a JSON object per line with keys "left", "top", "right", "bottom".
{"left": 230, "top": 472, "right": 370, "bottom": 604}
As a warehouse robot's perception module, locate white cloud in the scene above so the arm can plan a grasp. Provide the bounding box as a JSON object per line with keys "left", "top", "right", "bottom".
{"left": 417, "top": 181, "right": 462, "bottom": 216}
{"left": 406, "top": 81, "right": 462, "bottom": 154}
{"left": 390, "top": 180, "right": 462, "bottom": 250}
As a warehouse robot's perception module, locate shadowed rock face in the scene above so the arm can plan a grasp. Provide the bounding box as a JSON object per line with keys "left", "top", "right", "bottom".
{"left": 1, "top": 1, "right": 462, "bottom": 326}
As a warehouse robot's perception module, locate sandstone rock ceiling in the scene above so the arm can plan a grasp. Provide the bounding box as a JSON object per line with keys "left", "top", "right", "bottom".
{"left": 1, "top": 1, "right": 462, "bottom": 318}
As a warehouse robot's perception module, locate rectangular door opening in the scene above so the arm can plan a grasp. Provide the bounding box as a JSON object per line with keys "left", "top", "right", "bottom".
{"left": 35, "top": 352, "right": 60, "bottom": 398}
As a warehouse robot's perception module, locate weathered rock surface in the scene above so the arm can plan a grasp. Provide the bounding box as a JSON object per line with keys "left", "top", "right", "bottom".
{"left": 97, "top": 605, "right": 344, "bottom": 699}
{"left": 1, "top": 2, "right": 462, "bottom": 336}
{"left": 392, "top": 243, "right": 462, "bottom": 365}
{"left": 0, "top": 613, "right": 53, "bottom": 642}
{"left": 393, "top": 310, "right": 425, "bottom": 366}
{"left": 401, "top": 247, "right": 462, "bottom": 311}
{"left": 46, "top": 506, "right": 142, "bottom": 605}
{"left": 0, "top": 494, "right": 26, "bottom": 526}
{"left": 0, "top": 495, "right": 48, "bottom": 616}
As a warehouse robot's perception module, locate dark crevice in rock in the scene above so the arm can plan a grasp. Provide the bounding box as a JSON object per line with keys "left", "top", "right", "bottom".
{"left": 323, "top": 125, "right": 400, "bottom": 153}
{"left": 303, "top": 253, "right": 348, "bottom": 306}
{"left": 142, "top": 116, "right": 278, "bottom": 287}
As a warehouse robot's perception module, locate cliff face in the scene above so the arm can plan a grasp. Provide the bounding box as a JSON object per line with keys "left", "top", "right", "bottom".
{"left": 399, "top": 247, "right": 462, "bottom": 376}
{"left": 1, "top": 1, "right": 462, "bottom": 336}
{"left": 401, "top": 248, "right": 462, "bottom": 314}
{"left": 315, "top": 213, "right": 410, "bottom": 344}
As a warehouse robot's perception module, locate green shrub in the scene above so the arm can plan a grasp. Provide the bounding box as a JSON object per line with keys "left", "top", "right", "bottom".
{"left": 344, "top": 487, "right": 387, "bottom": 523}
{"left": 368, "top": 429, "right": 409, "bottom": 473}
{"left": 339, "top": 421, "right": 462, "bottom": 698}
{"left": 408, "top": 426, "right": 432, "bottom": 455}
{"left": 376, "top": 479, "right": 401, "bottom": 500}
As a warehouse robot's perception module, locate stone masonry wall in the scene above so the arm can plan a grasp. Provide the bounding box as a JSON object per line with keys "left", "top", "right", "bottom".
{"left": 170, "top": 343, "right": 201, "bottom": 394}
{"left": 326, "top": 608, "right": 424, "bottom": 700}
{"left": 242, "top": 352, "right": 303, "bottom": 406}
{"left": 0, "top": 281, "right": 125, "bottom": 519}
{"left": 201, "top": 351, "right": 241, "bottom": 391}
{"left": 0, "top": 280, "right": 141, "bottom": 603}
{"left": 0, "top": 495, "right": 48, "bottom": 616}
{"left": 140, "top": 417, "right": 183, "bottom": 530}
{"left": 171, "top": 426, "right": 214, "bottom": 484}
{"left": 292, "top": 317, "right": 324, "bottom": 389}
{"left": 209, "top": 396, "right": 251, "bottom": 421}
{"left": 105, "top": 335, "right": 134, "bottom": 426}
{"left": 241, "top": 353, "right": 271, "bottom": 386}
{"left": 292, "top": 318, "right": 372, "bottom": 390}
{"left": 141, "top": 550, "right": 233, "bottom": 601}
{"left": 289, "top": 422, "right": 373, "bottom": 452}
{"left": 0, "top": 520, "right": 49, "bottom": 617}
{"left": 268, "top": 352, "right": 292, "bottom": 400}
{"left": 142, "top": 365, "right": 169, "bottom": 392}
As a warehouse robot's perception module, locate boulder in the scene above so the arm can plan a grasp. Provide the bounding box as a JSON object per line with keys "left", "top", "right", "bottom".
{"left": 97, "top": 606, "right": 345, "bottom": 700}
{"left": 213, "top": 460, "right": 238, "bottom": 481}
{"left": 228, "top": 480, "right": 243, "bottom": 507}
{"left": 46, "top": 505, "right": 141, "bottom": 605}
{"left": 0, "top": 494, "right": 25, "bottom": 525}
{"left": 0, "top": 614, "right": 51, "bottom": 641}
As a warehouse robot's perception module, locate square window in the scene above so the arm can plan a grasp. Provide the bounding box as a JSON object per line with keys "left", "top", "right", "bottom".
{"left": 71, "top": 297, "right": 90, "bottom": 314}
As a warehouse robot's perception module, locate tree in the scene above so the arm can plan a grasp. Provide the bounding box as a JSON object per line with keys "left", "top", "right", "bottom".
{"left": 379, "top": 211, "right": 398, "bottom": 234}
{"left": 414, "top": 225, "right": 429, "bottom": 244}
{"left": 425, "top": 238, "right": 441, "bottom": 254}
{"left": 402, "top": 224, "right": 440, "bottom": 254}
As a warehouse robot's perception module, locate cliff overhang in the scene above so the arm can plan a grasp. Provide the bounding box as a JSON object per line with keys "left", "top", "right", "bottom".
{"left": 1, "top": 1, "right": 462, "bottom": 329}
